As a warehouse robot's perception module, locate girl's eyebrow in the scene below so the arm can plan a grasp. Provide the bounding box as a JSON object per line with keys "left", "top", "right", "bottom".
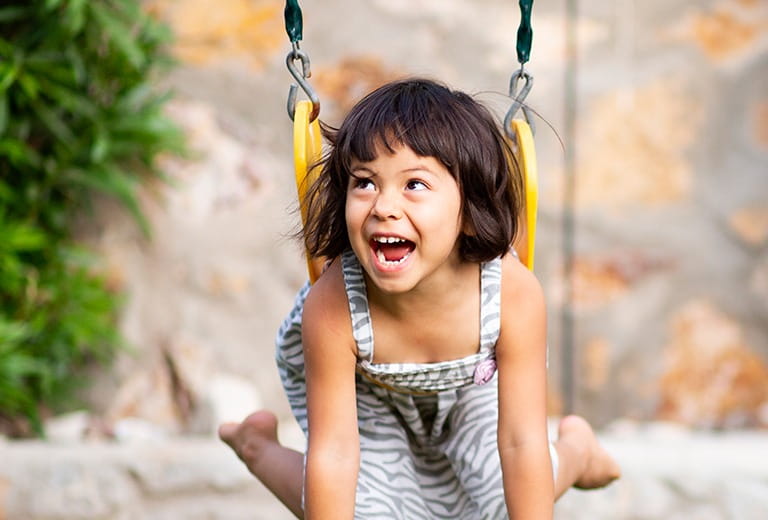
{"left": 351, "top": 164, "right": 438, "bottom": 176}
{"left": 402, "top": 165, "right": 436, "bottom": 175}
{"left": 350, "top": 165, "right": 376, "bottom": 176}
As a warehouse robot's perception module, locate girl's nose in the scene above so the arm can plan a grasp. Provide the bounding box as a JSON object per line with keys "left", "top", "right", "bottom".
{"left": 371, "top": 190, "right": 402, "bottom": 220}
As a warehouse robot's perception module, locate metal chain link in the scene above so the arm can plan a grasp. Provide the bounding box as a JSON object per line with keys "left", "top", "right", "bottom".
{"left": 505, "top": 0, "right": 536, "bottom": 138}
{"left": 283, "top": 0, "right": 320, "bottom": 121}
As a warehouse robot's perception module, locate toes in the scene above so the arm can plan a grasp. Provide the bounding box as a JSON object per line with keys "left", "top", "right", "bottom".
{"left": 557, "top": 415, "right": 592, "bottom": 438}
{"left": 218, "top": 422, "right": 238, "bottom": 442}
{"left": 557, "top": 415, "right": 621, "bottom": 490}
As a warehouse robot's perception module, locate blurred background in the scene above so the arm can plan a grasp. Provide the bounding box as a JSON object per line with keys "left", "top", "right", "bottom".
{"left": 1, "top": 0, "right": 766, "bottom": 519}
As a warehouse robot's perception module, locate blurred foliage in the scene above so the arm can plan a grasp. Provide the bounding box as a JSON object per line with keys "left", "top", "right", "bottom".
{"left": 0, "top": 0, "right": 183, "bottom": 436}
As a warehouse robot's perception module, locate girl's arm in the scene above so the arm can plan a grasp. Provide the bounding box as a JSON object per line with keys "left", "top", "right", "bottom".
{"left": 302, "top": 261, "right": 360, "bottom": 519}
{"left": 496, "top": 254, "right": 554, "bottom": 519}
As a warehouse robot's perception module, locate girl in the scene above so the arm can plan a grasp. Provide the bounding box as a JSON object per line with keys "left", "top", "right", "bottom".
{"left": 220, "top": 78, "right": 620, "bottom": 519}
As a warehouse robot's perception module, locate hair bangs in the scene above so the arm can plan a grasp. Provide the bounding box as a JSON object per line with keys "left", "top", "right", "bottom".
{"left": 336, "top": 80, "right": 461, "bottom": 175}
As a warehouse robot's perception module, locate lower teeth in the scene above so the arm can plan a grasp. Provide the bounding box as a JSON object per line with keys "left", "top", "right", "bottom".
{"left": 377, "top": 249, "right": 409, "bottom": 266}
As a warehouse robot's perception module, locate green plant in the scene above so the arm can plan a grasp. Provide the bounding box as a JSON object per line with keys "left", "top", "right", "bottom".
{"left": 0, "top": 0, "right": 183, "bottom": 435}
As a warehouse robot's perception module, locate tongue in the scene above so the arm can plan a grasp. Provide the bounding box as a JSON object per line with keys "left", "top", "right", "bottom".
{"left": 380, "top": 242, "right": 412, "bottom": 261}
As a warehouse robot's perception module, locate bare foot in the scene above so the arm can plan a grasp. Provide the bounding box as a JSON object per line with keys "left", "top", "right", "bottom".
{"left": 220, "top": 411, "right": 306, "bottom": 517}
{"left": 218, "top": 410, "right": 280, "bottom": 471}
{"left": 558, "top": 415, "right": 621, "bottom": 489}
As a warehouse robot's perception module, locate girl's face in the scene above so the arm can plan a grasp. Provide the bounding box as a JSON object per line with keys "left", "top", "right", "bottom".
{"left": 345, "top": 143, "right": 464, "bottom": 295}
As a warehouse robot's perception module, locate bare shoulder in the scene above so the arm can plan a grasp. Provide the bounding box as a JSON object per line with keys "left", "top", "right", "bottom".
{"left": 499, "top": 252, "right": 545, "bottom": 313}
{"left": 302, "top": 258, "right": 356, "bottom": 356}
{"left": 497, "top": 252, "right": 547, "bottom": 356}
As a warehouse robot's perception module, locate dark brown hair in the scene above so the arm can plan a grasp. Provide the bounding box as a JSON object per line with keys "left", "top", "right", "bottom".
{"left": 302, "top": 78, "right": 524, "bottom": 263}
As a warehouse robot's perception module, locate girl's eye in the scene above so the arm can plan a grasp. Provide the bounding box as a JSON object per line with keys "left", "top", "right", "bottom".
{"left": 352, "top": 177, "right": 375, "bottom": 191}
{"left": 406, "top": 180, "right": 427, "bottom": 191}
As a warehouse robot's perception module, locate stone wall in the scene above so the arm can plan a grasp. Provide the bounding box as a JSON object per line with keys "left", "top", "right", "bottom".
{"left": 75, "top": 0, "right": 767, "bottom": 435}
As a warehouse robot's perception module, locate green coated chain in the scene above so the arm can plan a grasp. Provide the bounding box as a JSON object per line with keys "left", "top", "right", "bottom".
{"left": 505, "top": 0, "right": 535, "bottom": 138}
{"left": 516, "top": 0, "right": 533, "bottom": 65}
{"left": 283, "top": 0, "right": 319, "bottom": 122}
{"left": 284, "top": 0, "right": 303, "bottom": 43}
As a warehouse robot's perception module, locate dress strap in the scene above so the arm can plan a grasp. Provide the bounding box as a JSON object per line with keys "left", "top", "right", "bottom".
{"left": 479, "top": 257, "right": 502, "bottom": 353}
{"left": 341, "top": 250, "right": 375, "bottom": 361}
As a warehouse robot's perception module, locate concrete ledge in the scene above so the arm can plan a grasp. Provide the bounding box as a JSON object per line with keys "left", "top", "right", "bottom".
{"left": 556, "top": 429, "right": 768, "bottom": 520}
{"left": 0, "top": 437, "right": 291, "bottom": 520}
{"left": 1, "top": 429, "right": 766, "bottom": 519}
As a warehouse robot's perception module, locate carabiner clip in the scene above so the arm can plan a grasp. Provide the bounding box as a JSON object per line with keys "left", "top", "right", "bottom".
{"left": 503, "top": 67, "right": 535, "bottom": 139}
{"left": 286, "top": 43, "right": 321, "bottom": 122}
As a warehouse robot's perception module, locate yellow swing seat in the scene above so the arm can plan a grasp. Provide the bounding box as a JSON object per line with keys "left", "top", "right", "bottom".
{"left": 292, "top": 100, "right": 325, "bottom": 282}
{"left": 508, "top": 118, "right": 538, "bottom": 272}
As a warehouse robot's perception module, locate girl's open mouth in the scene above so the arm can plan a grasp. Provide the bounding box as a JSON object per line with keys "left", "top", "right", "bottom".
{"left": 370, "top": 236, "right": 415, "bottom": 267}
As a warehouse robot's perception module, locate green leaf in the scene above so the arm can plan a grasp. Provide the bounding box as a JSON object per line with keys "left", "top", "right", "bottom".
{"left": 0, "top": 138, "right": 42, "bottom": 168}
{"left": 0, "top": 353, "right": 40, "bottom": 378}
{"left": 18, "top": 72, "right": 39, "bottom": 100}
{"left": 30, "top": 98, "right": 76, "bottom": 148}
{"left": 0, "top": 180, "right": 12, "bottom": 201}
{"left": 65, "top": 45, "right": 86, "bottom": 85}
{"left": 0, "top": 91, "right": 7, "bottom": 135}
{"left": 0, "top": 318, "right": 29, "bottom": 345}
{"left": 0, "top": 7, "right": 29, "bottom": 23}
{"left": 89, "top": 3, "right": 145, "bottom": 69}
{"left": 37, "top": 78, "right": 98, "bottom": 119}
{"left": 0, "top": 38, "right": 13, "bottom": 57}
{"left": 62, "top": 0, "right": 87, "bottom": 35}
{"left": 90, "top": 131, "right": 109, "bottom": 163}
{"left": 2, "top": 225, "right": 47, "bottom": 252}
{"left": 0, "top": 60, "right": 20, "bottom": 92}
{"left": 44, "top": 0, "right": 64, "bottom": 11}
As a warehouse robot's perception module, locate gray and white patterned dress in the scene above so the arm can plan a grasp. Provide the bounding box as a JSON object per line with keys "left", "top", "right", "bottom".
{"left": 276, "top": 250, "right": 557, "bottom": 519}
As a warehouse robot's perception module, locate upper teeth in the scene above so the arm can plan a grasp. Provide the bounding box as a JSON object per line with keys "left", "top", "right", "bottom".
{"left": 374, "top": 236, "right": 406, "bottom": 243}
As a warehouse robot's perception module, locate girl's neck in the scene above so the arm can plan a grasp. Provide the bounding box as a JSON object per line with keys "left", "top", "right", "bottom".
{"left": 364, "top": 258, "right": 480, "bottom": 318}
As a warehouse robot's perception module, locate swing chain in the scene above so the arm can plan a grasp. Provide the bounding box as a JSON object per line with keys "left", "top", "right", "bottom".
{"left": 504, "top": 67, "right": 535, "bottom": 138}
{"left": 286, "top": 41, "right": 321, "bottom": 122}
{"left": 504, "top": 0, "right": 535, "bottom": 140}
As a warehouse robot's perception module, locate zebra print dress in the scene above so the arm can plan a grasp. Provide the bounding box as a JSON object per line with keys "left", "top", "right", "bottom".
{"left": 275, "top": 250, "right": 557, "bottom": 519}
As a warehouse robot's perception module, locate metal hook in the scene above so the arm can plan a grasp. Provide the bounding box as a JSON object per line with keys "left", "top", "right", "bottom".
{"left": 286, "top": 45, "right": 320, "bottom": 122}
{"left": 504, "top": 67, "right": 535, "bottom": 139}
